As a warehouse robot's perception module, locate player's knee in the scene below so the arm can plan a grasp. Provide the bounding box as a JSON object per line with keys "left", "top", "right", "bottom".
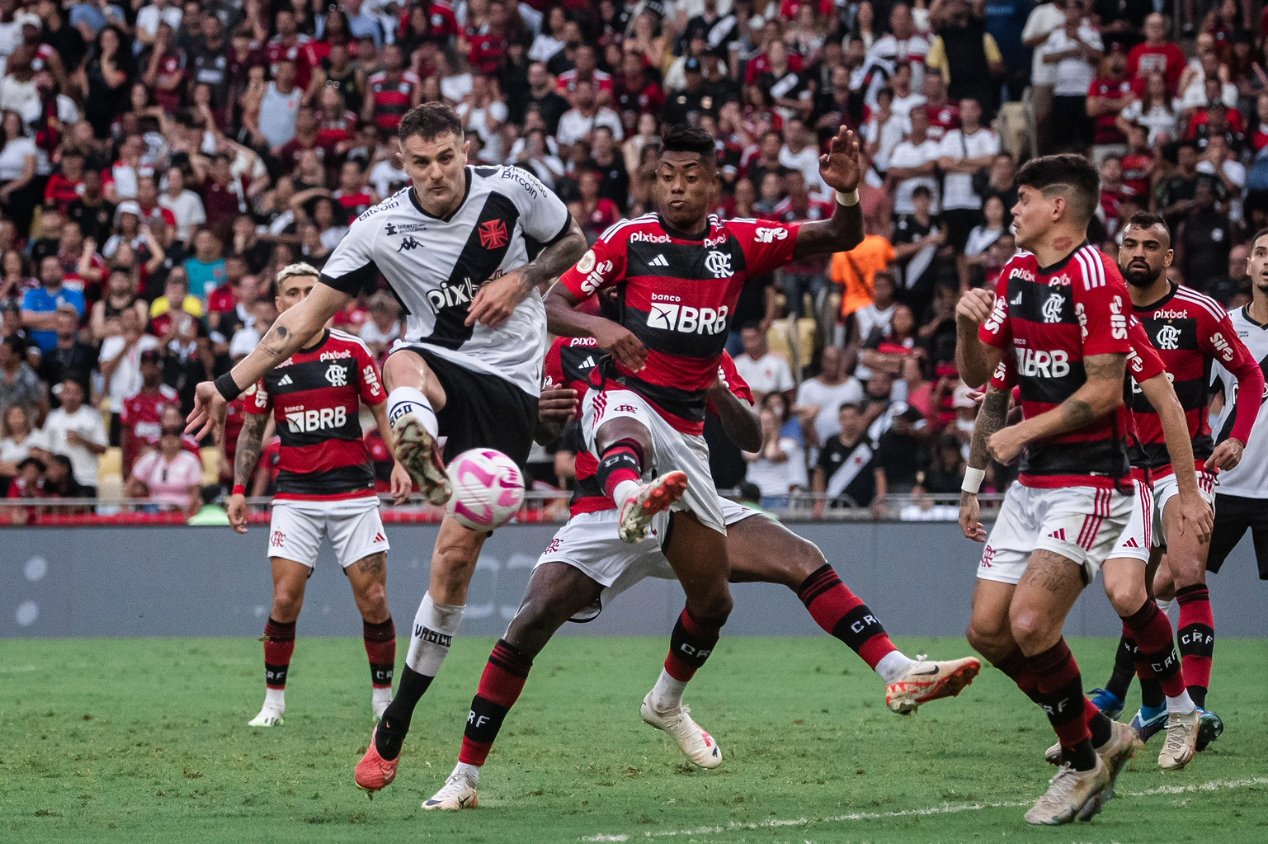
{"left": 1103, "top": 576, "right": 1145, "bottom": 617}
{"left": 356, "top": 582, "right": 389, "bottom": 620}
{"left": 966, "top": 617, "right": 1010, "bottom": 659}
{"left": 271, "top": 589, "right": 304, "bottom": 621}
{"left": 690, "top": 589, "right": 733, "bottom": 627}
{"left": 786, "top": 534, "right": 828, "bottom": 585}
{"left": 382, "top": 351, "right": 423, "bottom": 390}
{"left": 1008, "top": 608, "right": 1055, "bottom": 652}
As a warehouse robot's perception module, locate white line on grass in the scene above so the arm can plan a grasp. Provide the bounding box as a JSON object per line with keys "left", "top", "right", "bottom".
{"left": 581, "top": 776, "right": 1268, "bottom": 842}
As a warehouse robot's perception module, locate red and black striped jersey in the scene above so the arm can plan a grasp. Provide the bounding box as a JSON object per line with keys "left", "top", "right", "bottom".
{"left": 543, "top": 336, "right": 753, "bottom": 516}
{"left": 1126, "top": 283, "right": 1263, "bottom": 476}
{"left": 980, "top": 243, "right": 1133, "bottom": 489}
{"left": 247, "top": 329, "right": 386, "bottom": 500}
{"left": 557, "top": 213, "right": 799, "bottom": 435}
{"left": 367, "top": 71, "right": 421, "bottom": 133}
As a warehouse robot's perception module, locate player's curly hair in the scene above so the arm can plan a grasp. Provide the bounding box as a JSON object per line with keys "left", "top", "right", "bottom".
{"left": 661, "top": 124, "right": 716, "bottom": 162}
{"left": 1015, "top": 153, "right": 1099, "bottom": 226}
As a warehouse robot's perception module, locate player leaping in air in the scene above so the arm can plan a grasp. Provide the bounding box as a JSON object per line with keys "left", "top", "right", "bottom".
{"left": 537, "top": 123, "right": 882, "bottom": 783}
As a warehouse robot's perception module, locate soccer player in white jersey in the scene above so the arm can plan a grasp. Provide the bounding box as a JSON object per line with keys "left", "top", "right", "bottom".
{"left": 186, "top": 103, "right": 587, "bottom": 791}
{"left": 1206, "top": 229, "right": 1268, "bottom": 581}
{"left": 228, "top": 263, "right": 412, "bottom": 728}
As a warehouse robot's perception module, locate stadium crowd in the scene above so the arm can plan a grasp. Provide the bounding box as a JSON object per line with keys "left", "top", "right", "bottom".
{"left": 0, "top": 0, "right": 1262, "bottom": 518}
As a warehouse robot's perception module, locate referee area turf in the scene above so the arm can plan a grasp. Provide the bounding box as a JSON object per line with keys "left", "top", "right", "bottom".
{"left": 4, "top": 635, "right": 1266, "bottom": 842}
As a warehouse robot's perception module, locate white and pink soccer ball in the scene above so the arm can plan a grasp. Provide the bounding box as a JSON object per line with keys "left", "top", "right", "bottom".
{"left": 445, "top": 448, "right": 525, "bottom": 531}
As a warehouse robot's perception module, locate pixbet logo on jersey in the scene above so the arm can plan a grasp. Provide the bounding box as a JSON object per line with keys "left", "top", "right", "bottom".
{"left": 647, "top": 296, "right": 730, "bottom": 335}
{"left": 286, "top": 405, "right": 348, "bottom": 433}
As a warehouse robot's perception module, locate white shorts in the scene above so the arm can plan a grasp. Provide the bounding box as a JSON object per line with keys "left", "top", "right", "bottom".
{"left": 1151, "top": 468, "right": 1217, "bottom": 547}
{"left": 1108, "top": 480, "right": 1155, "bottom": 563}
{"left": 267, "top": 496, "right": 390, "bottom": 568}
{"left": 977, "top": 481, "right": 1132, "bottom": 585}
{"left": 580, "top": 387, "right": 726, "bottom": 535}
{"left": 535, "top": 499, "right": 762, "bottom": 622}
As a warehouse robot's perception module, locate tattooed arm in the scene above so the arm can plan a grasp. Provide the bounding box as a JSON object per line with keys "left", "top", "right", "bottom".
{"left": 960, "top": 385, "right": 1010, "bottom": 542}
{"left": 986, "top": 353, "right": 1126, "bottom": 465}
{"left": 227, "top": 410, "right": 269, "bottom": 535}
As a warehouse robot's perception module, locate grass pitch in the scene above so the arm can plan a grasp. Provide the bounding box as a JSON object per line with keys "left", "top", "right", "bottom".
{"left": 2, "top": 635, "right": 1266, "bottom": 843}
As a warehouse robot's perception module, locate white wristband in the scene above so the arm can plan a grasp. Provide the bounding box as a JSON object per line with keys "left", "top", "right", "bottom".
{"left": 961, "top": 467, "right": 985, "bottom": 494}
{"left": 835, "top": 188, "right": 860, "bottom": 207}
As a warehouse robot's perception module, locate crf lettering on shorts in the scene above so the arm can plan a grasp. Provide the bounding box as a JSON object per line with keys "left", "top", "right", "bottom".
{"left": 1014, "top": 347, "right": 1071, "bottom": 378}
{"left": 285, "top": 406, "right": 348, "bottom": 433}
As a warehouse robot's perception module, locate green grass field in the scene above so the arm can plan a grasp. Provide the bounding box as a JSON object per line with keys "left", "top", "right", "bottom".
{"left": 3, "top": 635, "right": 1266, "bottom": 843}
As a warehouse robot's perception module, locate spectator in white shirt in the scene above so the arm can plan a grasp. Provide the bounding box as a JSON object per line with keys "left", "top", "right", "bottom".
{"left": 1021, "top": 1, "right": 1066, "bottom": 144}
{"left": 779, "top": 117, "right": 828, "bottom": 197}
{"left": 1039, "top": 0, "right": 1103, "bottom": 153}
{"left": 888, "top": 108, "right": 941, "bottom": 218}
{"left": 134, "top": 0, "right": 182, "bottom": 52}
{"left": 41, "top": 379, "right": 107, "bottom": 495}
{"left": 126, "top": 424, "right": 203, "bottom": 514}
{"left": 794, "top": 345, "right": 864, "bottom": 449}
{"left": 555, "top": 79, "right": 623, "bottom": 151}
{"left": 157, "top": 166, "right": 206, "bottom": 244}
{"left": 867, "top": 3, "right": 931, "bottom": 93}
{"left": 743, "top": 405, "right": 808, "bottom": 509}
{"left": 733, "top": 323, "right": 794, "bottom": 404}
{"left": 938, "top": 97, "right": 1000, "bottom": 252}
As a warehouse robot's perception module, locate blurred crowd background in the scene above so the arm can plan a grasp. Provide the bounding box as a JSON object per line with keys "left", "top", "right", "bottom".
{"left": 0, "top": 0, "right": 1261, "bottom": 520}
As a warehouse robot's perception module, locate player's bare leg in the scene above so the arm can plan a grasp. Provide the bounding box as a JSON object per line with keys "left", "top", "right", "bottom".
{"left": 726, "top": 515, "right": 978, "bottom": 713}
{"left": 383, "top": 349, "right": 451, "bottom": 505}
{"left": 424, "top": 563, "right": 604, "bottom": 810}
{"left": 250, "top": 558, "right": 310, "bottom": 727}
{"left": 593, "top": 417, "right": 687, "bottom": 543}
{"left": 639, "top": 512, "right": 730, "bottom": 768}
{"left": 355, "top": 517, "right": 486, "bottom": 792}
{"left": 344, "top": 552, "right": 396, "bottom": 721}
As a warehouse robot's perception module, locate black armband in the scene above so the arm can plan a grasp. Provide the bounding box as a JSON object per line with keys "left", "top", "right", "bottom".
{"left": 215, "top": 372, "right": 243, "bottom": 402}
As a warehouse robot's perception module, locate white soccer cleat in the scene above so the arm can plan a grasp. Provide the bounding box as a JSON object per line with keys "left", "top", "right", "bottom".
{"left": 640, "top": 693, "right": 722, "bottom": 768}
{"left": 884, "top": 656, "right": 980, "bottom": 715}
{"left": 1158, "top": 709, "right": 1200, "bottom": 770}
{"left": 421, "top": 771, "right": 479, "bottom": 811}
{"left": 248, "top": 705, "right": 284, "bottom": 727}
{"left": 391, "top": 414, "right": 451, "bottom": 505}
{"left": 617, "top": 471, "right": 688, "bottom": 543}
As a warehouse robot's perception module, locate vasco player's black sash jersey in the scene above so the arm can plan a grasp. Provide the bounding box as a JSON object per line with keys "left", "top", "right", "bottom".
{"left": 248, "top": 329, "right": 385, "bottom": 500}
{"left": 979, "top": 243, "right": 1133, "bottom": 489}
{"left": 1211, "top": 305, "right": 1268, "bottom": 498}
{"left": 319, "top": 166, "right": 572, "bottom": 397}
{"left": 558, "top": 212, "right": 800, "bottom": 434}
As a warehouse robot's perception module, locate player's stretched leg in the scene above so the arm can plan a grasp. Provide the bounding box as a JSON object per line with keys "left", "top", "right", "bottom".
{"left": 423, "top": 563, "right": 604, "bottom": 810}
{"left": 344, "top": 551, "right": 396, "bottom": 721}
{"left": 642, "top": 511, "right": 731, "bottom": 768}
{"left": 591, "top": 414, "right": 686, "bottom": 544}
{"left": 355, "top": 517, "right": 485, "bottom": 792}
{"left": 383, "top": 350, "right": 451, "bottom": 505}
{"left": 724, "top": 514, "right": 979, "bottom": 713}
{"left": 250, "top": 558, "right": 310, "bottom": 727}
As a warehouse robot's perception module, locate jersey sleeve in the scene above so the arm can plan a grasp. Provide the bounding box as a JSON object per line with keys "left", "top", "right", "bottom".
{"left": 245, "top": 380, "right": 271, "bottom": 415}
{"left": 719, "top": 352, "right": 754, "bottom": 405}
{"left": 499, "top": 166, "right": 571, "bottom": 247}
{"left": 978, "top": 265, "right": 1013, "bottom": 350}
{"left": 319, "top": 207, "right": 382, "bottom": 296}
{"left": 354, "top": 341, "right": 387, "bottom": 406}
{"left": 1202, "top": 309, "right": 1265, "bottom": 445}
{"left": 731, "top": 218, "right": 802, "bottom": 277}
{"left": 1075, "top": 257, "right": 1130, "bottom": 357}
{"left": 1126, "top": 315, "right": 1166, "bottom": 383}
{"left": 988, "top": 356, "right": 1016, "bottom": 391}
{"left": 557, "top": 228, "right": 628, "bottom": 301}
{"left": 542, "top": 338, "right": 565, "bottom": 389}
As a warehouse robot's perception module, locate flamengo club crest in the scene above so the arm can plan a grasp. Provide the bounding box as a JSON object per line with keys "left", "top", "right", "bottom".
{"left": 1041, "top": 293, "right": 1063, "bottom": 323}
{"left": 326, "top": 363, "right": 347, "bottom": 386}
{"left": 704, "top": 250, "right": 732, "bottom": 278}
{"left": 1156, "top": 324, "right": 1181, "bottom": 350}
{"left": 479, "top": 219, "right": 509, "bottom": 249}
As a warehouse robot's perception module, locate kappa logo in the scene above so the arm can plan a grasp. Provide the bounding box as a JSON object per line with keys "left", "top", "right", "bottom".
{"left": 277, "top": 374, "right": 293, "bottom": 387}
{"left": 649, "top": 253, "right": 670, "bottom": 268}
{"left": 479, "top": 219, "right": 509, "bottom": 249}
{"left": 326, "top": 364, "right": 348, "bottom": 387}
{"left": 1041, "top": 293, "right": 1064, "bottom": 323}
{"left": 647, "top": 302, "right": 730, "bottom": 335}
{"left": 396, "top": 235, "right": 422, "bottom": 252}
{"left": 703, "top": 250, "right": 732, "bottom": 278}
{"left": 1156, "top": 324, "right": 1182, "bottom": 351}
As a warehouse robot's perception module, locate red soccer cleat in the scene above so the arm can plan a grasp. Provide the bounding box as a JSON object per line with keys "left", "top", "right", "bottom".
{"left": 355, "top": 727, "right": 400, "bottom": 794}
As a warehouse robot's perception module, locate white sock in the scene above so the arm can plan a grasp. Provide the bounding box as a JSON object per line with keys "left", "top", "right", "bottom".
{"left": 372, "top": 686, "right": 392, "bottom": 706}
{"left": 1155, "top": 598, "right": 1174, "bottom": 615}
{"left": 875, "top": 650, "right": 915, "bottom": 684}
{"left": 1166, "top": 690, "right": 1197, "bottom": 715}
{"left": 453, "top": 761, "right": 481, "bottom": 783}
{"left": 388, "top": 386, "right": 438, "bottom": 439}
{"left": 650, "top": 668, "right": 687, "bottom": 712}
{"left": 263, "top": 687, "right": 285, "bottom": 711}
{"left": 404, "top": 591, "right": 465, "bottom": 677}
{"left": 613, "top": 479, "right": 641, "bottom": 510}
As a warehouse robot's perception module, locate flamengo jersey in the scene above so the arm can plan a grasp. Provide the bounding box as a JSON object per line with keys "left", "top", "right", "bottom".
{"left": 1211, "top": 305, "right": 1268, "bottom": 498}
{"left": 1126, "top": 283, "right": 1261, "bottom": 475}
{"left": 247, "top": 329, "right": 385, "bottom": 500}
{"left": 320, "top": 167, "right": 572, "bottom": 397}
{"left": 543, "top": 336, "right": 753, "bottom": 516}
{"left": 557, "top": 213, "right": 799, "bottom": 434}
{"left": 980, "top": 243, "right": 1132, "bottom": 488}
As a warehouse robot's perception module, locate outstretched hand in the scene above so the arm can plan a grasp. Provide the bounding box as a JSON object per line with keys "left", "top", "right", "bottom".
{"left": 818, "top": 126, "right": 863, "bottom": 194}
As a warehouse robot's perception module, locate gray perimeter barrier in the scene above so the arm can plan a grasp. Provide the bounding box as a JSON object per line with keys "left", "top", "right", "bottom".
{"left": 2, "top": 522, "right": 1263, "bottom": 638}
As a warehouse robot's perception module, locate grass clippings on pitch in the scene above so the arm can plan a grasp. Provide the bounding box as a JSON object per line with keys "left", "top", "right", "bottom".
{"left": 2, "top": 636, "right": 1266, "bottom": 842}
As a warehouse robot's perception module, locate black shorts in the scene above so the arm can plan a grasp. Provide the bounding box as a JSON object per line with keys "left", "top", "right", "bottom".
{"left": 942, "top": 208, "right": 981, "bottom": 253}
{"left": 401, "top": 347, "right": 538, "bottom": 469}
{"left": 1206, "top": 493, "right": 1268, "bottom": 579}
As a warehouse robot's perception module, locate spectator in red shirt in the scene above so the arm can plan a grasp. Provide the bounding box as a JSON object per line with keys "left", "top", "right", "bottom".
{"left": 922, "top": 74, "right": 960, "bottom": 142}
{"left": 199, "top": 153, "right": 249, "bottom": 232}
{"left": 1127, "top": 13, "right": 1187, "bottom": 95}
{"left": 556, "top": 44, "right": 614, "bottom": 101}
{"left": 1087, "top": 48, "right": 1134, "bottom": 162}
{"left": 120, "top": 348, "right": 180, "bottom": 475}
{"left": 43, "top": 148, "right": 85, "bottom": 213}
{"left": 58, "top": 219, "right": 106, "bottom": 298}
{"left": 266, "top": 8, "right": 318, "bottom": 92}
{"left": 333, "top": 160, "right": 376, "bottom": 223}
{"left": 573, "top": 169, "right": 620, "bottom": 242}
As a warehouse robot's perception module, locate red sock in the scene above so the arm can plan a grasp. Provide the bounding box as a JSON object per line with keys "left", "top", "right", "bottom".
{"left": 596, "top": 440, "right": 644, "bottom": 502}
{"left": 797, "top": 565, "right": 896, "bottom": 669}
{"left": 664, "top": 608, "right": 722, "bottom": 682}
{"left": 994, "top": 649, "right": 1043, "bottom": 705}
{"left": 1028, "top": 639, "right": 1092, "bottom": 750}
{"left": 459, "top": 640, "right": 534, "bottom": 767}
{"left": 263, "top": 617, "right": 296, "bottom": 690}
{"left": 363, "top": 617, "right": 396, "bottom": 689}
{"left": 1175, "top": 584, "right": 1214, "bottom": 705}
{"left": 1122, "top": 602, "right": 1186, "bottom": 699}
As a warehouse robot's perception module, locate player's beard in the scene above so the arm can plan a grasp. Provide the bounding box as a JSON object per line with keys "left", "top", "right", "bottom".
{"left": 1122, "top": 261, "right": 1162, "bottom": 288}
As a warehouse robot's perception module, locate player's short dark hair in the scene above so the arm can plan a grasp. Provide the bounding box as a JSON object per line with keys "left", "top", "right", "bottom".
{"left": 661, "top": 124, "right": 715, "bottom": 162}
{"left": 1015, "top": 153, "right": 1099, "bottom": 225}
{"left": 1123, "top": 212, "right": 1169, "bottom": 236}
{"left": 1250, "top": 227, "right": 1268, "bottom": 251}
{"left": 398, "top": 102, "right": 464, "bottom": 145}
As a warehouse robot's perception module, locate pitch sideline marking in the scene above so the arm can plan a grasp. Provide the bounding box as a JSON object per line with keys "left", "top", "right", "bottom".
{"left": 581, "top": 776, "right": 1268, "bottom": 841}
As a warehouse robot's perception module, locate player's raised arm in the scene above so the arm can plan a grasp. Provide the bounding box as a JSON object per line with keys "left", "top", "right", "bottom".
{"left": 955, "top": 287, "right": 1004, "bottom": 389}
{"left": 791, "top": 126, "right": 865, "bottom": 259}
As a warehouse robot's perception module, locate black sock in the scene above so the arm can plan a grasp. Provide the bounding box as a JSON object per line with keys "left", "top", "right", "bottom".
{"left": 1188, "top": 685, "right": 1207, "bottom": 709}
{"left": 1088, "top": 711, "right": 1113, "bottom": 747}
{"left": 1064, "top": 740, "right": 1098, "bottom": 772}
{"left": 375, "top": 667, "right": 433, "bottom": 760}
{"left": 1140, "top": 677, "right": 1165, "bottom": 709}
{"left": 1104, "top": 635, "right": 1137, "bottom": 702}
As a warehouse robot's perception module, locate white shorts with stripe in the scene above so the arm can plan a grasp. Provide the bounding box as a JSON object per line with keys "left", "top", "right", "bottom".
{"left": 267, "top": 495, "right": 389, "bottom": 569}
{"left": 534, "top": 499, "right": 763, "bottom": 622}
{"left": 1108, "top": 480, "right": 1155, "bottom": 563}
{"left": 1151, "top": 468, "right": 1217, "bottom": 547}
{"left": 977, "top": 481, "right": 1132, "bottom": 585}
{"left": 580, "top": 387, "right": 726, "bottom": 535}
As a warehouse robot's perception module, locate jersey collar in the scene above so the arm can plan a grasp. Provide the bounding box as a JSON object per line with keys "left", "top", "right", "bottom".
{"left": 1035, "top": 240, "right": 1089, "bottom": 275}
{"left": 299, "top": 328, "right": 330, "bottom": 353}
{"left": 1243, "top": 303, "right": 1268, "bottom": 329}
{"left": 407, "top": 168, "right": 472, "bottom": 222}
{"left": 1133, "top": 281, "right": 1179, "bottom": 313}
{"left": 656, "top": 213, "right": 710, "bottom": 241}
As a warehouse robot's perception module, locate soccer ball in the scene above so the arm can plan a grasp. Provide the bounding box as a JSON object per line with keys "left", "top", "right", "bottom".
{"left": 445, "top": 448, "right": 526, "bottom": 531}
